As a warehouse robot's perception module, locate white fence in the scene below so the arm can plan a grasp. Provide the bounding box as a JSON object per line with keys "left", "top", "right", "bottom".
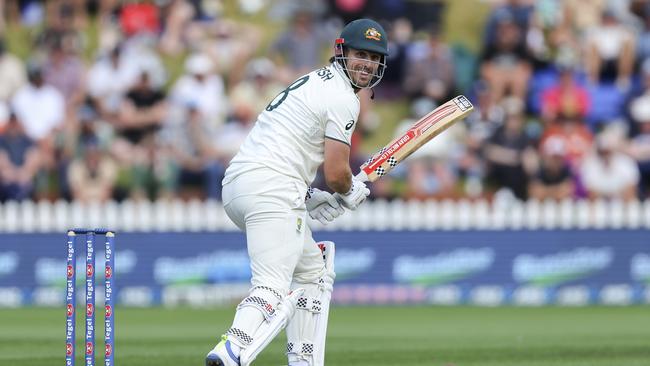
{"left": 1, "top": 198, "right": 650, "bottom": 233}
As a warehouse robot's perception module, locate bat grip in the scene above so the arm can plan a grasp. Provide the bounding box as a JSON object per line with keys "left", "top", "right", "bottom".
{"left": 354, "top": 170, "right": 369, "bottom": 183}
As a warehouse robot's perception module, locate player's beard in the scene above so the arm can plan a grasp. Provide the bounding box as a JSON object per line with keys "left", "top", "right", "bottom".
{"left": 351, "top": 66, "right": 374, "bottom": 87}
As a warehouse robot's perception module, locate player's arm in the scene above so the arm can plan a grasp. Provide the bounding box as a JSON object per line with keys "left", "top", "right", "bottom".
{"left": 322, "top": 95, "right": 369, "bottom": 210}
{"left": 323, "top": 138, "right": 352, "bottom": 194}
{"left": 324, "top": 137, "right": 369, "bottom": 210}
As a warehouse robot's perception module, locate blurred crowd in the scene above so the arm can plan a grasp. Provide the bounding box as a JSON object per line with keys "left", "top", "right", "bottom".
{"left": 0, "top": 0, "right": 649, "bottom": 204}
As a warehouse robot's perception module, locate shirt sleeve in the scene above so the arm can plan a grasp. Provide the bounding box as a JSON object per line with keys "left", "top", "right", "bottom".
{"left": 324, "top": 93, "right": 359, "bottom": 146}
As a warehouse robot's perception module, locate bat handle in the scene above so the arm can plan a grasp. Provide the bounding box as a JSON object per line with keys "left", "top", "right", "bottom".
{"left": 354, "top": 170, "right": 369, "bottom": 183}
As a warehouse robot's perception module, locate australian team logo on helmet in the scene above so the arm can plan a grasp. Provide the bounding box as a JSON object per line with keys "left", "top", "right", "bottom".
{"left": 334, "top": 18, "right": 388, "bottom": 89}
{"left": 364, "top": 27, "right": 382, "bottom": 41}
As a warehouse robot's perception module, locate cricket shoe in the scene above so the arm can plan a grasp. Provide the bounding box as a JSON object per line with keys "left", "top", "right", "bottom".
{"left": 206, "top": 335, "right": 240, "bottom": 366}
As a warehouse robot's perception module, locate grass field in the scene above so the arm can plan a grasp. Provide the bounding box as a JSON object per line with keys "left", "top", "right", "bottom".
{"left": 1, "top": 306, "right": 649, "bottom": 366}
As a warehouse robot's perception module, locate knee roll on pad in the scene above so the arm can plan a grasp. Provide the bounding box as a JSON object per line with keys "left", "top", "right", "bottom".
{"left": 238, "top": 285, "right": 283, "bottom": 321}
{"left": 286, "top": 241, "right": 335, "bottom": 366}
{"left": 227, "top": 286, "right": 284, "bottom": 347}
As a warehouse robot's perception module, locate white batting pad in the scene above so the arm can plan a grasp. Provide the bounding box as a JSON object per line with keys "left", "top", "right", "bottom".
{"left": 287, "top": 241, "right": 336, "bottom": 366}
{"left": 239, "top": 288, "right": 305, "bottom": 366}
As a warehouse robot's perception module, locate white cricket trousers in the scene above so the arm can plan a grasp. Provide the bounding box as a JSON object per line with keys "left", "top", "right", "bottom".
{"left": 222, "top": 167, "right": 325, "bottom": 294}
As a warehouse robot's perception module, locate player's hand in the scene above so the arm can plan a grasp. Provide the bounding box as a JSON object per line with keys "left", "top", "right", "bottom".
{"left": 305, "top": 187, "right": 345, "bottom": 224}
{"left": 338, "top": 177, "right": 370, "bottom": 210}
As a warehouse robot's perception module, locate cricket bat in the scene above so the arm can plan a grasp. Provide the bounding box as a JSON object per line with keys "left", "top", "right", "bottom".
{"left": 356, "top": 95, "right": 474, "bottom": 182}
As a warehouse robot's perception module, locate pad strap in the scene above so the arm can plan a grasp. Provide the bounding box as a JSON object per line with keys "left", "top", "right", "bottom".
{"left": 252, "top": 285, "right": 283, "bottom": 301}
{"left": 296, "top": 296, "right": 322, "bottom": 313}
{"left": 287, "top": 342, "right": 314, "bottom": 356}
{"left": 226, "top": 327, "right": 253, "bottom": 346}
{"left": 238, "top": 295, "right": 277, "bottom": 321}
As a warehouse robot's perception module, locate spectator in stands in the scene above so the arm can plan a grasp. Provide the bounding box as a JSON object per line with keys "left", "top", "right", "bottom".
{"left": 116, "top": 71, "right": 167, "bottom": 143}
{"left": 375, "top": 17, "right": 411, "bottom": 99}
{"left": 87, "top": 45, "right": 139, "bottom": 118}
{"left": 405, "top": 156, "right": 457, "bottom": 200}
{"left": 399, "top": 98, "right": 465, "bottom": 200}
{"left": 67, "top": 135, "right": 118, "bottom": 203}
{"left": 42, "top": 38, "right": 87, "bottom": 116}
{"left": 527, "top": 2, "right": 582, "bottom": 73}
{"left": 269, "top": 8, "right": 332, "bottom": 81}
{"left": 402, "top": 25, "right": 455, "bottom": 105}
{"left": 463, "top": 82, "right": 509, "bottom": 197}
{"left": 584, "top": 9, "right": 636, "bottom": 89}
{"left": 120, "top": 35, "right": 167, "bottom": 90}
{"left": 11, "top": 62, "right": 65, "bottom": 154}
{"left": 44, "top": 0, "right": 88, "bottom": 31}
{"left": 229, "top": 58, "right": 284, "bottom": 123}
{"left": 634, "top": 4, "right": 650, "bottom": 63}
{"left": 159, "top": 0, "right": 198, "bottom": 55}
{"left": 35, "top": 0, "right": 85, "bottom": 55}
{"left": 170, "top": 53, "right": 226, "bottom": 128}
{"left": 200, "top": 20, "right": 261, "bottom": 86}
{"left": 162, "top": 104, "right": 225, "bottom": 200}
{"left": 540, "top": 114, "right": 593, "bottom": 171}
{"left": 581, "top": 129, "right": 640, "bottom": 201}
{"left": 526, "top": 0, "right": 564, "bottom": 70}
{"left": 0, "top": 38, "right": 26, "bottom": 102}
{"left": 0, "top": 112, "right": 40, "bottom": 201}
{"left": 479, "top": 12, "right": 533, "bottom": 102}
{"left": 484, "top": 107, "right": 537, "bottom": 200}
{"left": 529, "top": 136, "right": 575, "bottom": 200}
{"left": 119, "top": 1, "right": 160, "bottom": 38}
{"left": 540, "top": 64, "right": 591, "bottom": 125}
{"left": 465, "top": 81, "right": 506, "bottom": 149}
{"left": 483, "top": 0, "right": 534, "bottom": 45}
{"left": 563, "top": 0, "right": 607, "bottom": 36}
{"left": 627, "top": 93, "right": 650, "bottom": 198}
{"left": 112, "top": 71, "right": 167, "bottom": 200}
{"left": 326, "top": 0, "right": 368, "bottom": 24}
{"left": 540, "top": 113, "right": 595, "bottom": 198}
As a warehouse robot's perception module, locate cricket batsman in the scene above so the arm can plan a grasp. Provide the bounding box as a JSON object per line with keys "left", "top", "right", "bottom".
{"left": 206, "top": 18, "right": 388, "bottom": 366}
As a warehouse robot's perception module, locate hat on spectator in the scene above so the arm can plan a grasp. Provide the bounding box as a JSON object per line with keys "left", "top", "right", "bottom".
{"left": 595, "top": 129, "right": 622, "bottom": 152}
{"left": 26, "top": 60, "right": 43, "bottom": 79}
{"left": 185, "top": 53, "right": 213, "bottom": 75}
{"left": 494, "top": 8, "right": 515, "bottom": 24}
{"left": 247, "top": 57, "right": 275, "bottom": 79}
{"left": 501, "top": 96, "right": 524, "bottom": 116}
{"left": 541, "top": 136, "right": 566, "bottom": 156}
{"left": 630, "top": 94, "right": 650, "bottom": 123}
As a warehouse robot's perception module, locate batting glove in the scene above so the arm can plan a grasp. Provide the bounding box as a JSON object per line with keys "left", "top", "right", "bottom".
{"left": 338, "top": 177, "right": 370, "bottom": 211}
{"left": 305, "top": 187, "right": 345, "bottom": 225}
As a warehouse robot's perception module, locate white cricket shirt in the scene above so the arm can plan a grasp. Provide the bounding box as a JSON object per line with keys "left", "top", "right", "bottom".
{"left": 223, "top": 63, "right": 359, "bottom": 187}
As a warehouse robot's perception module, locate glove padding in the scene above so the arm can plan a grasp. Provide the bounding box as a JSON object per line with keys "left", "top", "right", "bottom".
{"left": 305, "top": 187, "right": 345, "bottom": 225}
{"left": 338, "top": 177, "right": 370, "bottom": 210}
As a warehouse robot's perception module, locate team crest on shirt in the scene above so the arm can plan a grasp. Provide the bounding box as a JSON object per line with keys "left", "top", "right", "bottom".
{"left": 365, "top": 28, "right": 382, "bottom": 41}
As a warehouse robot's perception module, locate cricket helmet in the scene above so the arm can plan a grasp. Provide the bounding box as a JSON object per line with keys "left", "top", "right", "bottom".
{"left": 334, "top": 18, "right": 388, "bottom": 89}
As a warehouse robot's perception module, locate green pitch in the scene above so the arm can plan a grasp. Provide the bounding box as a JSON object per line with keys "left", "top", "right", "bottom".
{"left": 1, "top": 306, "right": 649, "bottom": 366}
